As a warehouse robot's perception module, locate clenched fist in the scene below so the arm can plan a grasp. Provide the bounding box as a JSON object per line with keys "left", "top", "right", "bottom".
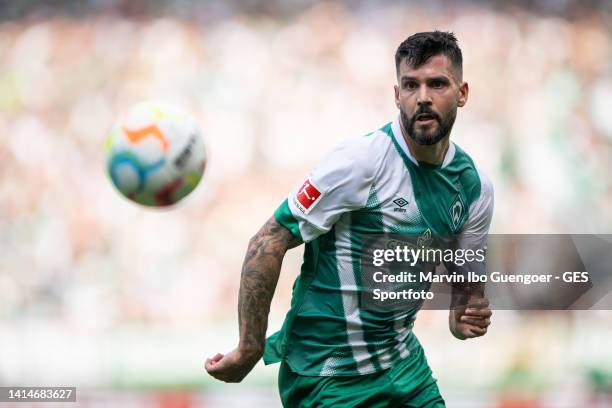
{"left": 205, "top": 347, "right": 262, "bottom": 383}
{"left": 449, "top": 296, "right": 492, "bottom": 340}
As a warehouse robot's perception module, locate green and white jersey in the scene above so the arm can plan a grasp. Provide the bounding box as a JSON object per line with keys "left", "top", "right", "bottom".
{"left": 264, "top": 116, "right": 494, "bottom": 376}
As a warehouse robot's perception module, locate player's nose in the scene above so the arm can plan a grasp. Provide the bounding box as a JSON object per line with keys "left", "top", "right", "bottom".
{"left": 416, "top": 86, "right": 433, "bottom": 106}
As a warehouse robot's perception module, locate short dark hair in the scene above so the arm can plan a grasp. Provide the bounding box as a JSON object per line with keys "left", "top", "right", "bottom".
{"left": 395, "top": 31, "right": 463, "bottom": 78}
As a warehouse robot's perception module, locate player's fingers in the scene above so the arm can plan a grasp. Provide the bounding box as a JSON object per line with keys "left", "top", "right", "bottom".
{"left": 459, "top": 325, "right": 487, "bottom": 338}
{"left": 204, "top": 353, "right": 225, "bottom": 372}
{"left": 211, "top": 353, "right": 224, "bottom": 362}
{"left": 206, "top": 361, "right": 228, "bottom": 377}
{"left": 466, "top": 297, "right": 489, "bottom": 308}
{"left": 467, "top": 325, "right": 487, "bottom": 337}
{"left": 460, "top": 316, "right": 491, "bottom": 328}
{"left": 208, "top": 365, "right": 241, "bottom": 383}
{"left": 204, "top": 359, "right": 217, "bottom": 373}
{"left": 464, "top": 307, "right": 492, "bottom": 318}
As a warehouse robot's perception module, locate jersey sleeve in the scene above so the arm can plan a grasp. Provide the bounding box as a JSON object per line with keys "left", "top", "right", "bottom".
{"left": 455, "top": 168, "right": 494, "bottom": 276}
{"left": 460, "top": 168, "right": 494, "bottom": 241}
{"left": 274, "top": 138, "right": 376, "bottom": 243}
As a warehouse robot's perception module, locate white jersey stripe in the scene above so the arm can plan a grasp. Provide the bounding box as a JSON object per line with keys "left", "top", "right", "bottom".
{"left": 320, "top": 212, "right": 376, "bottom": 375}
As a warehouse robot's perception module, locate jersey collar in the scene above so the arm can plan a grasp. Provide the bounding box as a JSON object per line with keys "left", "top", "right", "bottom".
{"left": 391, "top": 115, "right": 455, "bottom": 169}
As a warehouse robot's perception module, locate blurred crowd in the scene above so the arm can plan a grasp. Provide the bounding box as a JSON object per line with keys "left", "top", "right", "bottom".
{"left": 0, "top": 1, "right": 611, "bottom": 407}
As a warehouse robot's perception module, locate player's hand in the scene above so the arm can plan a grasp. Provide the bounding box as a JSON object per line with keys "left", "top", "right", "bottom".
{"left": 449, "top": 296, "right": 492, "bottom": 340}
{"left": 205, "top": 347, "right": 262, "bottom": 383}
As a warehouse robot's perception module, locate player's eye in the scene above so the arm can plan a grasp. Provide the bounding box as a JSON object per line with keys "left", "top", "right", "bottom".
{"left": 404, "top": 81, "right": 418, "bottom": 90}
{"left": 430, "top": 80, "right": 446, "bottom": 89}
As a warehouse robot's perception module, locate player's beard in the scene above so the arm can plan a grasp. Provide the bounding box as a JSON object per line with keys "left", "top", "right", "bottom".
{"left": 400, "top": 105, "right": 457, "bottom": 146}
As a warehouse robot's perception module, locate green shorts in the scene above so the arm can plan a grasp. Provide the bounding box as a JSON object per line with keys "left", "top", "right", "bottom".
{"left": 278, "top": 344, "right": 445, "bottom": 408}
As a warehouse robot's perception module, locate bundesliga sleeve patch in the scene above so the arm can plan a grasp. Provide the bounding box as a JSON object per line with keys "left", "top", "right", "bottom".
{"left": 294, "top": 178, "right": 323, "bottom": 214}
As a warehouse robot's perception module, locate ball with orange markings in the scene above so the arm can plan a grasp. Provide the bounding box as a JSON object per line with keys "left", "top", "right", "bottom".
{"left": 105, "top": 101, "right": 206, "bottom": 207}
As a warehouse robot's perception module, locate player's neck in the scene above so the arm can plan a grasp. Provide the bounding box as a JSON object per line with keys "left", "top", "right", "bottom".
{"left": 401, "top": 128, "right": 450, "bottom": 165}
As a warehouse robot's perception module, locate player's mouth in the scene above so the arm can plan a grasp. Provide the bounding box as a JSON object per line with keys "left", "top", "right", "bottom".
{"left": 414, "top": 113, "right": 438, "bottom": 125}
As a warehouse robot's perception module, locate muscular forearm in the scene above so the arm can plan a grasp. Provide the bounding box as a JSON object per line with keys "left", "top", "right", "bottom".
{"left": 237, "top": 217, "right": 299, "bottom": 356}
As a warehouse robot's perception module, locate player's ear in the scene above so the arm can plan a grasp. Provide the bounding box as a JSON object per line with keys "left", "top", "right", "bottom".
{"left": 457, "top": 81, "right": 469, "bottom": 107}
{"left": 394, "top": 84, "right": 400, "bottom": 109}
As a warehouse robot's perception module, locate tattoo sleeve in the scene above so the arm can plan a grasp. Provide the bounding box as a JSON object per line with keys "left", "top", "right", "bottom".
{"left": 237, "top": 216, "right": 301, "bottom": 355}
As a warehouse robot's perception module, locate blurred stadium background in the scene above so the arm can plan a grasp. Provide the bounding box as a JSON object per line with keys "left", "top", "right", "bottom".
{"left": 1, "top": 0, "right": 611, "bottom": 407}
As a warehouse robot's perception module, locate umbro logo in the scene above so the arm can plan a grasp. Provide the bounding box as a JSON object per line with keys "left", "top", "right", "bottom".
{"left": 393, "top": 198, "right": 409, "bottom": 207}
{"left": 393, "top": 197, "right": 409, "bottom": 213}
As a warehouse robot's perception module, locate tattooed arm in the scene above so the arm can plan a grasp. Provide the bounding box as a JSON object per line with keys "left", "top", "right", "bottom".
{"left": 238, "top": 217, "right": 301, "bottom": 354}
{"left": 205, "top": 216, "right": 301, "bottom": 383}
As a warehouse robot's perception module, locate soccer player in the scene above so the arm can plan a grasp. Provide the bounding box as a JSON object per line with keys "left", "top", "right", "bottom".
{"left": 206, "top": 31, "right": 494, "bottom": 407}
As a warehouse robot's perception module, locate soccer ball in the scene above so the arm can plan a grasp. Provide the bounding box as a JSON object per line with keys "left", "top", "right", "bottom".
{"left": 105, "top": 101, "right": 206, "bottom": 207}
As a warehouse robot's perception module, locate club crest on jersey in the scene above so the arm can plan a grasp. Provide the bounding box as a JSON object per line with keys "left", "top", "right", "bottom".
{"left": 449, "top": 194, "right": 465, "bottom": 230}
{"left": 417, "top": 228, "right": 433, "bottom": 248}
{"left": 294, "top": 179, "right": 323, "bottom": 214}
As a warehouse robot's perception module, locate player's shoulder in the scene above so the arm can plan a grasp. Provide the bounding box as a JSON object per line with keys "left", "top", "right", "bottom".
{"left": 321, "top": 122, "right": 394, "bottom": 175}
{"left": 336, "top": 122, "right": 394, "bottom": 154}
{"left": 475, "top": 166, "right": 493, "bottom": 198}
